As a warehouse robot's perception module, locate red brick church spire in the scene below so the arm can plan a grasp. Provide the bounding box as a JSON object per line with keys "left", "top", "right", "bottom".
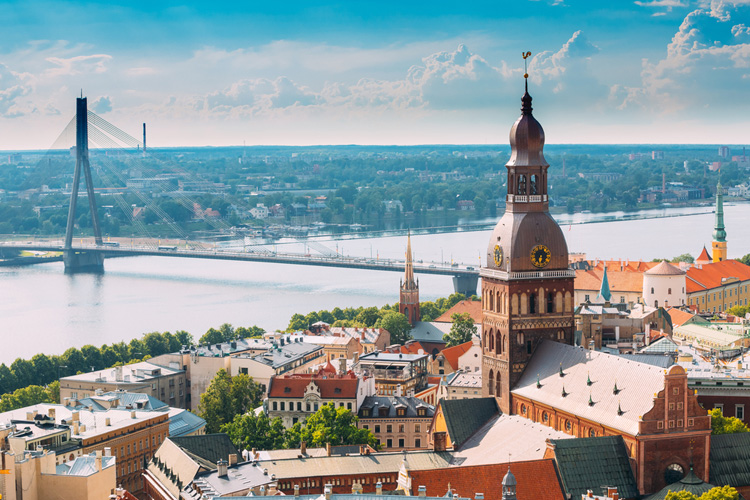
{"left": 400, "top": 231, "right": 420, "bottom": 325}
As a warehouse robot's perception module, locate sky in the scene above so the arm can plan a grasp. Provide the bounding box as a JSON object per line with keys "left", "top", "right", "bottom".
{"left": 0, "top": 0, "right": 749, "bottom": 149}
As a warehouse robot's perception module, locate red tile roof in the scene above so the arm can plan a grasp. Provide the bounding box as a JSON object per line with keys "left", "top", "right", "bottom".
{"left": 667, "top": 307, "right": 697, "bottom": 328}
{"left": 434, "top": 300, "right": 482, "bottom": 323}
{"left": 438, "top": 341, "right": 473, "bottom": 371}
{"left": 575, "top": 269, "right": 644, "bottom": 293}
{"left": 268, "top": 373, "right": 358, "bottom": 399}
{"left": 685, "top": 259, "right": 750, "bottom": 293}
{"left": 587, "top": 260, "right": 658, "bottom": 273}
{"left": 697, "top": 246, "right": 711, "bottom": 263}
{"left": 384, "top": 340, "right": 427, "bottom": 355}
{"left": 408, "top": 460, "right": 565, "bottom": 500}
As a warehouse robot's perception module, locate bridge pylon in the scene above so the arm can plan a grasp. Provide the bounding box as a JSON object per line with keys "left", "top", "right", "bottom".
{"left": 63, "top": 96, "right": 104, "bottom": 272}
{"left": 452, "top": 273, "right": 478, "bottom": 297}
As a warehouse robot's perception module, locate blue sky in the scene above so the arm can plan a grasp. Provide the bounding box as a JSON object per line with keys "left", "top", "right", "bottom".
{"left": 1, "top": 0, "right": 749, "bottom": 148}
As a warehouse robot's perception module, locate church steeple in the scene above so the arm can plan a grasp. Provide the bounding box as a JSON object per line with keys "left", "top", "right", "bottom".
{"left": 712, "top": 180, "right": 727, "bottom": 262}
{"left": 399, "top": 231, "right": 420, "bottom": 326}
{"left": 596, "top": 266, "right": 612, "bottom": 303}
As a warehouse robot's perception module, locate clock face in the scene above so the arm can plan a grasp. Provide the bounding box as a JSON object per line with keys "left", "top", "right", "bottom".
{"left": 530, "top": 244, "right": 552, "bottom": 268}
{"left": 493, "top": 245, "right": 503, "bottom": 266}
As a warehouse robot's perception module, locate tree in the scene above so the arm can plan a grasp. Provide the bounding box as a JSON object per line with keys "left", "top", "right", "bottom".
{"left": 198, "top": 369, "right": 263, "bottom": 434}
{"left": 378, "top": 311, "right": 412, "bottom": 345}
{"left": 355, "top": 307, "right": 380, "bottom": 327}
{"left": 174, "top": 330, "right": 194, "bottom": 346}
{"left": 443, "top": 312, "right": 477, "bottom": 347}
{"left": 235, "top": 326, "right": 265, "bottom": 339}
{"left": 286, "top": 402, "right": 377, "bottom": 449}
{"left": 10, "top": 358, "right": 35, "bottom": 388}
{"left": 287, "top": 313, "right": 308, "bottom": 332}
{"left": 143, "top": 332, "right": 171, "bottom": 356}
{"left": 739, "top": 254, "right": 750, "bottom": 267}
{"left": 710, "top": 408, "right": 749, "bottom": 434}
{"left": 30, "top": 354, "right": 56, "bottom": 386}
{"left": 665, "top": 486, "right": 739, "bottom": 500}
{"left": 200, "top": 328, "right": 225, "bottom": 345}
{"left": 222, "top": 412, "right": 287, "bottom": 451}
{"left": 672, "top": 253, "right": 695, "bottom": 264}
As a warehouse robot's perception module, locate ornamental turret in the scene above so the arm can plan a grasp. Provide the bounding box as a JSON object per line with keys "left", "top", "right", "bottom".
{"left": 712, "top": 181, "right": 727, "bottom": 262}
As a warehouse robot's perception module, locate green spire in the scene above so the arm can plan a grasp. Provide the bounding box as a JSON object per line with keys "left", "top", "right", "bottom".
{"left": 562, "top": 385, "right": 567, "bottom": 398}
{"left": 597, "top": 266, "right": 612, "bottom": 303}
{"left": 613, "top": 380, "right": 619, "bottom": 395}
{"left": 617, "top": 401, "right": 623, "bottom": 416}
{"left": 587, "top": 372, "right": 592, "bottom": 386}
{"left": 536, "top": 374, "right": 541, "bottom": 389}
{"left": 559, "top": 363, "right": 564, "bottom": 377}
{"left": 713, "top": 180, "right": 726, "bottom": 242}
{"left": 588, "top": 393, "right": 594, "bottom": 406}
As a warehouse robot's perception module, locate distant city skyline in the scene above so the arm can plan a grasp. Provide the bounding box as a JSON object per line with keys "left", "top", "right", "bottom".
{"left": 1, "top": 0, "right": 749, "bottom": 150}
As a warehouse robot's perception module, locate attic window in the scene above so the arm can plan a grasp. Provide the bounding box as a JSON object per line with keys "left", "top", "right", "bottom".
{"left": 335, "top": 388, "right": 342, "bottom": 394}
{"left": 284, "top": 387, "right": 291, "bottom": 393}
{"left": 417, "top": 408, "right": 426, "bottom": 416}
{"left": 397, "top": 408, "right": 406, "bottom": 417}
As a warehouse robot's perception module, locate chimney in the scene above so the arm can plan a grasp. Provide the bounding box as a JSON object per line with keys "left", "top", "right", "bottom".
{"left": 294, "top": 485, "right": 300, "bottom": 498}
{"left": 339, "top": 358, "right": 347, "bottom": 374}
{"left": 587, "top": 491, "right": 594, "bottom": 498}
{"left": 72, "top": 421, "right": 80, "bottom": 434}
{"left": 95, "top": 450, "right": 103, "bottom": 472}
{"left": 475, "top": 495, "right": 484, "bottom": 500}
{"left": 48, "top": 408, "right": 56, "bottom": 420}
{"left": 105, "top": 417, "right": 111, "bottom": 426}
{"left": 418, "top": 486, "right": 427, "bottom": 497}
{"left": 376, "top": 482, "right": 383, "bottom": 495}
{"left": 131, "top": 410, "right": 137, "bottom": 419}
{"left": 72, "top": 411, "right": 80, "bottom": 422}
{"left": 325, "top": 484, "right": 333, "bottom": 500}
{"left": 352, "top": 482, "right": 363, "bottom": 494}
{"left": 607, "top": 487, "right": 619, "bottom": 500}
{"left": 300, "top": 442, "right": 307, "bottom": 455}
{"left": 228, "top": 453, "right": 238, "bottom": 466}
{"left": 26, "top": 411, "right": 34, "bottom": 420}
{"left": 217, "top": 459, "right": 228, "bottom": 477}
{"left": 326, "top": 442, "right": 332, "bottom": 457}
{"left": 433, "top": 432, "right": 447, "bottom": 452}
{"left": 104, "top": 447, "right": 111, "bottom": 456}
{"left": 260, "top": 486, "right": 266, "bottom": 496}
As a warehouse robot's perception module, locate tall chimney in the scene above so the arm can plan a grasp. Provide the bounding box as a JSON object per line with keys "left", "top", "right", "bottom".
{"left": 217, "top": 459, "right": 228, "bottom": 477}
{"left": 324, "top": 484, "right": 333, "bottom": 500}
{"left": 339, "top": 358, "right": 347, "bottom": 374}
{"left": 143, "top": 123, "right": 147, "bottom": 154}
{"left": 433, "top": 432, "right": 447, "bottom": 452}
{"left": 228, "top": 453, "right": 238, "bottom": 466}
{"left": 326, "top": 442, "right": 332, "bottom": 457}
{"left": 376, "top": 482, "right": 383, "bottom": 495}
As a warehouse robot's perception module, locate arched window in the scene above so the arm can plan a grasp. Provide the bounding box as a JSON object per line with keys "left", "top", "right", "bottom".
{"left": 547, "top": 292, "right": 554, "bottom": 313}
{"left": 495, "top": 371, "right": 502, "bottom": 398}
{"left": 512, "top": 294, "right": 519, "bottom": 315}
{"left": 495, "top": 331, "right": 502, "bottom": 355}
{"left": 556, "top": 292, "right": 563, "bottom": 312}
{"left": 517, "top": 175, "right": 526, "bottom": 195}
{"left": 404, "top": 307, "right": 410, "bottom": 323}
{"left": 489, "top": 329, "right": 495, "bottom": 351}
{"left": 530, "top": 175, "right": 539, "bottom": 195}
{"left": 489, "top": 291, "right": 494, "bottom": 311}
{"left": 564, "top": 291, "right": 572, "bottom": 312}
{"left": 517, "top": 331, "right": 524, "bottom": 345}
{"left": 668, "top": 288, "right": 672, "bottom": 295}
{"left": 488, "top": 369, "right": 495, "bottom": 395}
{"left": 496, "top": 291, "right": 501, "bottom": 313}
{"left": 529, "top": 293, "right": 537, "bottom": 314}
{"left": 651, "top": 287, "right": 655, "bottom": 294}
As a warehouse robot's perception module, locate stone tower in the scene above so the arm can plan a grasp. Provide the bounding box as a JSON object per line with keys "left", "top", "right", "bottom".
{"left": 400, "top": 231, "right": 420, "bottom": 325}
{"left": 480, "top": 76, "right": 575, "bottom": 413}
{"left": 712, "top": 181, "right": 727, "bottom": 262}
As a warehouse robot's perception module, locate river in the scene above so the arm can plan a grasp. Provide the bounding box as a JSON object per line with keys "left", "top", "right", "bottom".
{"left": 0, "top": 204, "right": 747, "bottom": 364}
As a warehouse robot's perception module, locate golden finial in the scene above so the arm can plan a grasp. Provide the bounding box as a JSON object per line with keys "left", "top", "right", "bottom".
{"left": 522, "top": 51, "right": 532, "bottom": 79}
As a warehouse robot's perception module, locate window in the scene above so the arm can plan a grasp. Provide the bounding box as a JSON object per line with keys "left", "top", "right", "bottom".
{"left": 415, "top": 438, "right": 421, "bottom": 448}
{"left": 677, "top": 419, "right": 683, "bottom": 427}
{"left": 399, "top": 424, "right": 405, "bottom": 433}
{"left": 347, "top": 402, "right": 352, "bottom": 410}
{"left": 386, "top": 439, "right": 393, "bottom": 448}
{"left": 584, "top": 294, "right": 590, "bottom": 302}
{"left": 589, "top": 429, "right": 596, "bottom": 437}
{"left": 688, "top": 418, "right": 695, "bottom": 427}
{"left": 526, "top": 340, "right": 532, "bottom": 355}
{"left": 620, "top": 296, "right": 625, "bottom": 303}
{"left": 669, "top": 420, "right": 675, "bottom": 428}
{"left": 668, "top": 288, "right": 672, "bottom": 295}
{"left": 669, "top": 403, "right": 674, "bottom": 410}
{"left": 677, "top": 402, "right": 683, "bottom": 410}
{"left": 297, "top": 402, "right": 302, "bottom": 411}
{"left": 737, "top": 405, "right": 745, "bottom": 421}
{"left": 673, "top": 387, "right": 679, "bottom": 395}
{"left": 375, "top": 425, "right": 381, "bottom": 433}
{"left": 386, "top": 424, "right": 392, "bottom": 433}
{"left": 363, "top": 425, "right": 369, "bottom": 430}
{"left": 715, "top": 403, "right": 724, "bottom": 413}
{"left": 273, "top": 402, "right": 278, "bottom": 411}
{"left": 415, "top": 424, "right": 421, "bottom": 433}
{"left": 314, "top": 403, "right": 319, "bottom": 411}
{"left": 280, "top": 402, "right": 285, "bottom": 411}
{"left": 565, "top": 421, "right": 572, "bottom": 432}
{"left": 398, "top": 438, "right": 405, "bottom": 448}
{"left": 657, "top": 421, "right": 664, "bottom": 429}
{"left": 651, "top": 288, "right": 655, "bottom": 294}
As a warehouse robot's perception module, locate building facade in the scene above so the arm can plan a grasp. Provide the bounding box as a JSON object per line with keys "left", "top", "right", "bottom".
{"left": 685, "top": 260, "right": 750, "bottom": 313}
{"left": 643, "top": 261, "right": 687, "bottom": 309}
{"left": 357, "top": 396, "right": 434, "bottom": 450}
{"left": 356, "top": 352, "right": 429, "bottom": 396}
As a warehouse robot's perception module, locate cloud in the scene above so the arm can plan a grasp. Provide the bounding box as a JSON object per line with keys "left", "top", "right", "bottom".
{"left": 0, "top": 63, "right": 33, "bottom": 118}
{"left": 634, "top": 0, "right": 687, "bottom": 9}
{"left": 44, "top": 54, "right": 112, "bottom": 77}
{"left": 92, "top": 95, "right": 112, "bottom": 114}
{"left": 614, "top": 2, "right": 750, "bottom": 113}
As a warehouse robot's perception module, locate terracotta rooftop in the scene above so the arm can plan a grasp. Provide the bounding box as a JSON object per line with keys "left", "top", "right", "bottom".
{"left": 268, "top": 373, "right": 359, "bottom": 399}
{"left": 575, "top": 269, "right": 645, "bottom": 293}
{"left": 434, "top": 300, "right": 482, "bottom": 323}
{"left": 407, "top": 459, "right": 565, "bottom": 500}
{"left": 697, "top": 247, "right": 711, "bottom": 263}
{"left": 587, "top": 260, "right": 658, "bottom": 273}
{"left": 667, "top": 308, "right": 698, "bottom": 328}
{"left": 438, "top": 341, "right": 473, "bottom": 371}
{"left": 645, "top": 261, "right": 685, "bottom": 276}
{"left": 685, "top": 259, "right": 750, "bottom": 293}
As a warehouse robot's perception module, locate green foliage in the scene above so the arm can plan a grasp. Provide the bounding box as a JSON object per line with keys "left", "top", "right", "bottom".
{"left": 288, "top": 402, "right": 377, "bottom": 448}
{"left": 665, "top": 485, "right": 739, "bottom": 500}
{"left": 739, "top": 254, "right": 750, "bottom": 267}
{"left": 672, "top": 253, "right": 695, "bottom": 264}
{"left": 221, "top": 412, "right": 288, "bottom": 451}
{"left": 419, "top": 293, "right": 468, "bottom": 322}
{"left": 0, "top": 381, "right": 59, "bottom": 412}
{"left": 378, "top": 311, "right": 412, "bottom": 345}
{"left": 727, "top": 304, "right": 750, "bottom": 318}
{"left": 200, "top": 323, "right": 265, "bottom": 344}
{"left": 710, "top": 408, "right": 750, "bottom": 435}
{"left": 198, "top": 369, "right": 263, "bottom": 434}
{"left": 443, "top": 312, "right": 477, "bottom": 347}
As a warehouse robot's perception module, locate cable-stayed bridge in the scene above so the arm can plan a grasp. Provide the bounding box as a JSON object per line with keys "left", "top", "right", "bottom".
{"left": 0, "top": 97, "right": 480, "bottom": 295}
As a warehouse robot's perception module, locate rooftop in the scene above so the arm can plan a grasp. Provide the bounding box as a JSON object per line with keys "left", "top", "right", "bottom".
{"left": 445, "top": 371, "right": 482, "bottom": 389}
{"left": 60, "top": 361, "right": 183, "bottom": 384}
{"left": 575, "top": 268, "right": 645, "bottom": 294}
{"left": 433, "top": 300, "right": 482, "bottom": 324}
{"left": 673, "top": 323, "right": 746, "bottom": 348}
{"left": 55, "top": 451, "right": 116, "bottom": 476}
{"left": 268, "top": 372, "right": 360, "bottom": 399}
{"left": 439, "top": 398, "right": 499, "bottom": 449}
{"left": 358, "top": 396, "right": 434, "bottom": 419}
{"left": 187, "top": 338, "right": 274, "bottom": 358}
{"left": 686, "top": 259, "right": 750, "bottom": 293}
{"left": 359, "top": 352, "right": 428, "bottom": 363}
{"left": 235, "top": 341, "right": 324, "bottom": 369}
{"left": 170, "top": 434, "right": 242, "bottom": 471}
{"left": 645, "top": 261, "right": 686, "bottom": 276}
{"left": 408, "top": 322, "right": 450, "bottom": 345}
{"left": 512, "top": 341, "right": 666, "bottom": 436}
{"left": 329, "top": 327, "right": 385, "bottom": 344}
{"left": 168, "top": 408, "right": 207, "bottom": 437}
{"left": 187, "top": 461, "right": 274, "bottom": 498}
{"left": 438, "top": 341, "right": 474, "bottom": 372}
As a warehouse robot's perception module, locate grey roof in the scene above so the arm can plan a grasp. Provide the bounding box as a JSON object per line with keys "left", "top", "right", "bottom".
{"left": 512, "top": 341, "right": 666, "bottom": 436}
{"left": 575, "top": 304, "right": 624, "bottom": 316}
{"left": 551, "top": 436, "right": 639, "bottom": 500}
{"left": 439, "top": 398, "right": 498, "bottom": 449}
{"left": 358, "top": 396, "right": 435, "bottom": 419}
{"left": 170, "top": 434, "right": 242, "bottom": 471}
{"left": 614, "top": 354, "right": 674, "bottom": 369}
{"left": 359, "top": 352, "right": 428, "bottom": 363}
{"left": 168, "top": 408, "right": 207, "bottom": 437}
{"left": 258, "top": 450, "right": 455, "bottom": 480}
{"left": 75, "top": 391, "right": 168, "bottom": 411}
{"left": 451, "top": 414, "right": 571, "bottom": 466}
{"left": 55, "top": 453, "right": 116, "bottom": 476}
{"left": 188, "top": 461, "right": 274, "bottom": 497}
{"left": 445, "top": 371, "right": 482, "bottom": 388}
{"left": 710, "top": 432, "right": 750, "bottom": 488}
{"left": 241, "top": 342, "right": 323, "bottom": 369}
{"left": 640, "top": 337, "right": 680, "bottom": 355}
{"left": 409, "top": 322, "right": 449, "bottom": 344}
{"left": 188, "top": 337, "right": 273, "bottom": 358}
{"left": 647, "top": 468, "right": 715, "bottom": 500}
{"left": 60, "top": 361, "right": 183, "bottom": 384}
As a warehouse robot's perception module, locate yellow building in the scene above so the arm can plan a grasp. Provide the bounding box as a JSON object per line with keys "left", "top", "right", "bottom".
{"left": 685, "top": 260, "right": 750, "bottom": 313}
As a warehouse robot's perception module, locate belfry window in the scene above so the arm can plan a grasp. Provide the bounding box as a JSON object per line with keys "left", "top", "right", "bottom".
{"left": 529, "top": 293, "right": 537, "bottom": 314}
{"left": 530, "top": 175, "right": 539, "bottom": 195}
{"left": 517, "top": 175, "right": 526, "bottom": 195}
{"left": 547, "top": 292, "right": 554, "bottom": 313}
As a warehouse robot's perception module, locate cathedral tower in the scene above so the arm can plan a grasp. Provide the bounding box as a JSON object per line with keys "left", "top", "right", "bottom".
{"left": 400, "top": 231, "right": 420, "bottom": 325}
{"left": 712, "top": 180, "right": 727, "bottom": 262}
{"left": 480, "top": 70, "right": 575, "bottom": 413}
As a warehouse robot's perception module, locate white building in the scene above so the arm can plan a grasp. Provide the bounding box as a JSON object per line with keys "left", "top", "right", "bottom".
{"left": 642, "top": 260, "right": 686, "bottom": 309}
{"left": 250, "top": 203, "right": 269, "bottom": 219}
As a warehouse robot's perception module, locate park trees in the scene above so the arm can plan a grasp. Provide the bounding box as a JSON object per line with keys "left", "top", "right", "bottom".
{"left": 710, "top": 408, "right": 749, "bottom": 435}
{"left": 378, "top": 311, "right": 412, "bottom": 346}
{"left": 198, "top": 370, "right": 264, "bottom": 434}
{"left": 443, "top": 312, "right": 477, "bottom": 347}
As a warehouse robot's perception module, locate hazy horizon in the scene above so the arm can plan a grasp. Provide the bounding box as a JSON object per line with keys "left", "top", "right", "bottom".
{"left": 1, "top": 1, "right": 749, "bottom": 150}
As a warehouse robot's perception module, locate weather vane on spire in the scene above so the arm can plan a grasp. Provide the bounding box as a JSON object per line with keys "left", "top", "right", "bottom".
{"left": 522, "top": 51, "right": 532, "bottom": 79}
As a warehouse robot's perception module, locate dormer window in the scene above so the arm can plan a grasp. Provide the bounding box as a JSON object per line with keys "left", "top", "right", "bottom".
{"left": 362, "top": 409, "right": 371, "bottom": 417}
{"left": 396, "top": 408, "right": 406, "bottom": 417}
{"left": 334, "top": 388, "right": 342, "bottom": 394}
{"left": 379, "top": 407, "right": 389, "bottom": 417}
{"left": 417, "top": 408, "right": 426, "bottom": 417}
{"left": 284, "top": 387, "right": 291, "bottom": 393}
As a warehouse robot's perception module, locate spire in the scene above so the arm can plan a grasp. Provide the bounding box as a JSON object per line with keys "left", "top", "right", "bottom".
{"left": 502, "top": 465, "right": 517, "bottom": 500}
{"left": 713, "top": 181, "right": 726, "bottom": 243}
{"left": 597, "top": 266, "right": 612, "bottom": 303}
{"left": 521, "top": 51, "right": 533, "bottom": 116}
{"left": 403, "top": 230, "right": 416, "bottom": 289}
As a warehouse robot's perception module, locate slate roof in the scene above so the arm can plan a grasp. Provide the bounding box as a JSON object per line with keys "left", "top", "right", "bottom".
{"left": 55, "top": 453, "right": 116, "bottom": 476}
{"left": 451, "top": 414, "right": 571, "bottom": 465}
{"left": 709, "top": 432, "right": 750, "bottom": 488}
{"left": 76, "top": 391, "right": 168, "bottom": 411}
{"left": 358, "top": 396, "right": 434, "bottom": 419}
{"left": 408, "top": 459, "right": 565, "bottom": 500}
{"left": 188, "top": 461, "right": 275, "bottom": 497}
{"left": 439, "top": 397, "right": 499, "bottom": 449}
{"left": 614, "top": 354, "right": 674, "bottom": 369}
{"left": 170, "top": 434, "right": 242, "bottom": 471}
{"left": 550, "top": 436, "right": 639, "bottom": 500}
{"left": 445, "top": 371, "right": 482, "bottom": 389}
{"left": 512, "top": 341, "right": 666, "bottom": 436}
{"left": 646, "top": 468, "right": 715, "bottom": 500}
{"left": 168, "top": 408, "right": 207, "bottom": 437}
{"left": 409, "top": 322, "right": 450, "bottom": 344}
{"left": 243, "top": 342, "right": 324, "bottom": 369}
{"left": 434, "top": 300, "right": 482, "bottom": 324}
